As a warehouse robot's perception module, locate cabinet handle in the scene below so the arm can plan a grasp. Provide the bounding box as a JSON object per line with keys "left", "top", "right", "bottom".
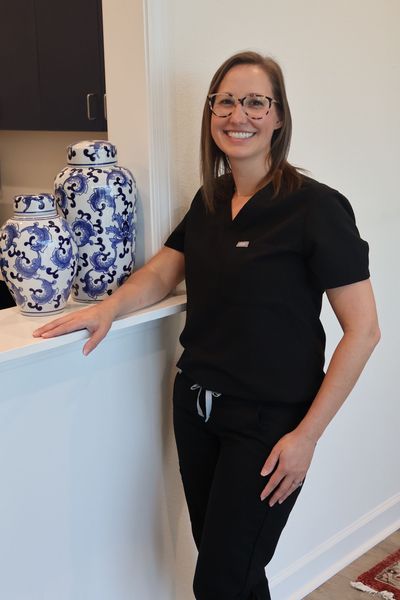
{"left": 86, "top": 93, "right": 97, "bottom": 121}
{"left": 103, "top": 93, "right": 107, "bottom": 120}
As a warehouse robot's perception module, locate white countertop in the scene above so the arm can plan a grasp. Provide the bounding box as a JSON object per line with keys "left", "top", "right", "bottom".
{"left": 0, "top": 294, "right": 186, "bottom": 366}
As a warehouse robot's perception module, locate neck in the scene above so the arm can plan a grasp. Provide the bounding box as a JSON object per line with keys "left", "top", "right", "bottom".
{"left": 230, "top": 157, "right": 271, "bottom": 197}
{"left": 232, "top": 171, "right": 270, "bottom": 197}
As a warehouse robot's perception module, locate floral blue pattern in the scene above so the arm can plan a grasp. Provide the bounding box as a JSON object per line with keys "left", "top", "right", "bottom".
{"left": 0, "top": 194, "right": 79, "bottom": 315}
{"left": 51, "top": 237, "right": 76, "bottom": 269}
{"left": 88, "top": 188, "right": 116, "bottom": 216}
{"left": 71, "top": 218, "right": 96, "bottom": 246}
{"left": 64, "top": 174, "right": 88, "bottom": 195}
{"left": 80, "top": 271, "right": 108, "bottom": 298}
{"left": 14, "top": 195, "right": 46, "bottom": 214}
{"left": 24, "top": 224, "right": 52, "bottom": 252}
{"left": 1, "top": 223, "right": 20, "bottom": 251}
{"left": 55, "top": 140, "right": 137, "bottom": 302}
{"left": 15, "top": 254, "right": 42, "bottom": 278}
{"left": 68, "top": 140, "right": 117, "bottom": 164}
{"left": 90, "top": 250, "right": 117, "bottom": 272}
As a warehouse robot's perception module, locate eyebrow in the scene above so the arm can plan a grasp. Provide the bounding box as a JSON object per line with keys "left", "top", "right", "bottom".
{"left": 217, "top": 91, "right": 270, "bottom": 96}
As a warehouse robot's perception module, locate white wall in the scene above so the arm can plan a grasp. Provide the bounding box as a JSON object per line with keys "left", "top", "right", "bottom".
{"left": 166, "top": 0, "right": 400, "bottom": 598}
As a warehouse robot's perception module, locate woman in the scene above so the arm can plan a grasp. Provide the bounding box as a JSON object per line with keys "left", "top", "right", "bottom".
{"left": 34, "top": 51, "right": 380, "bottom": 600}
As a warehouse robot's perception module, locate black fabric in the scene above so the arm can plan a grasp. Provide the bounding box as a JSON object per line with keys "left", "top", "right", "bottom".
{"left": 0, "top": 281, "right": 16, "bottom": 309}
{"left": 173, "top": 371, "right": 310, "bottom": 600}
{"left": 165, "top": 176, "right": 369, "bottom": 404}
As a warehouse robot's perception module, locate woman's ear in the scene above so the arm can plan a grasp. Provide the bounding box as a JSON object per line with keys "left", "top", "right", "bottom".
{"left": 274, "top": 118, "right": 283, "bottom": 130}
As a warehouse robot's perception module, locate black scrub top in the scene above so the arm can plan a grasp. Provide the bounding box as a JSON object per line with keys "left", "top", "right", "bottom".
{"left": 165, "top": 176, "right": 370, "bottom": 405}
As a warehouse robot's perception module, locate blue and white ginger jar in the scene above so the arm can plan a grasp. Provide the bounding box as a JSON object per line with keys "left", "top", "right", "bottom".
{"left": 54, "top": 140, "right": 137, "bottom": 302}
{"left": 0, "top": 194, "right": 79, "bottom": 315}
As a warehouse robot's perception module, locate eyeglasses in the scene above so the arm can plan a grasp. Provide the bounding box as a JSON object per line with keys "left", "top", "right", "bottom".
{"left": 208, "top": 92, "right": 279, "bottom": 119}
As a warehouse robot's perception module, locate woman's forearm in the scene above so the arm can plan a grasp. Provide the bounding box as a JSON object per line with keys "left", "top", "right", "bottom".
{"left": 100, "top": 267, "right": 171, "bottom": 319}
{"left": 295, "top": 328, "right": 381, "bottom": 444}
{"left": 99, "top": 247, "right": 185, "bottom": 320}
{"left": 259, "top": 323, "right": 380, "bottom": 506}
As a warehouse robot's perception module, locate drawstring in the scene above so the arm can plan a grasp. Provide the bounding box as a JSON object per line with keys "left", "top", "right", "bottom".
{"left": 190, "top": 384, "right": 221, "bottom": 422}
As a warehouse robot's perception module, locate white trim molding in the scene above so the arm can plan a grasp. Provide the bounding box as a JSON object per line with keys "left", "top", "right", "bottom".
{"left": 270, "top": 492, "right": 400, "bottom": 600}
{"left": 143, "top": 0, "right": 173, "bottom": 254}
{"left": 102, "top": 0, "right": 173, "bottom": 263}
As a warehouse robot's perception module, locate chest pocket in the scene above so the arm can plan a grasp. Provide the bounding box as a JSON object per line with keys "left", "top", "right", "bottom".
{"left": 221, "top": 240, "right": 301, "bottom": 306}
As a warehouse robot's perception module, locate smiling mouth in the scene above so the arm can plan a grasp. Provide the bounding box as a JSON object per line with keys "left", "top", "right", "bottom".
{"left": 224, "top": 131, "right": 256, "bottom": 139}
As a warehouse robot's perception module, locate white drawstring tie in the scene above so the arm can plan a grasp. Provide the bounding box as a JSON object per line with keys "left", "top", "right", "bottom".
{"left": 190, "top": 384, "right": 221, "bottom": 422}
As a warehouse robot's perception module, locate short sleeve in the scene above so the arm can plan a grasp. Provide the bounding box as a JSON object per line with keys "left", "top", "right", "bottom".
{"left": 164, "top": 212, "right": 187, "bottom": 253}
{"left": 164, "top": 189, "right": 203, "bottom": 253}
{"left": 305, "top": 190, "right": 370, "bottom": 290}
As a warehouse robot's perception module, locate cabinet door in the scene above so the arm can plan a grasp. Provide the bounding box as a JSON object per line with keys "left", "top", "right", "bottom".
{"left": 0, "top": 0, "right": 41, "bottom": 129}
{"left": 35, "top": 0, "right": 106, "bottom": 131}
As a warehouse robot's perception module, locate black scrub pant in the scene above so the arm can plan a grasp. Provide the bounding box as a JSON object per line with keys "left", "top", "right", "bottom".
{"left": 172, "top": 371, "right": 311, "bottom": 600}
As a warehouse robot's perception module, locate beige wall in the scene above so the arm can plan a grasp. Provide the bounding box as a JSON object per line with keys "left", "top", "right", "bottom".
{"left": 166, "top": 0, "right": 400, "bottom": 597}
{"left": 1, "top": 1, "right": 398, "bottom": 597}
{"left": 168, "top": 0, "right": 398, "bottom": 224}
{"left": 101, "top": 0, "right": 150, "bottom": 266}
{"left": 0, "top": 130, "right": 106, "bottom": 224}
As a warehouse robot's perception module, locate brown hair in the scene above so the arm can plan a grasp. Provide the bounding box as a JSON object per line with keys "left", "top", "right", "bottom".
{"left": 200, "top": 51, "right": 303, "bottom": 211}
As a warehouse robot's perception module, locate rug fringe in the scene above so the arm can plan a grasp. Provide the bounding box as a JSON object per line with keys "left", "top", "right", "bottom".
{"left": 350, "top": 581, "right": 395, "bottom": 599}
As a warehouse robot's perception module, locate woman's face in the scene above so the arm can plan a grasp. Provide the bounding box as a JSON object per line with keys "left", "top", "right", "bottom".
{"left": 210, "top": 64, "right": 282, "bottom": 170}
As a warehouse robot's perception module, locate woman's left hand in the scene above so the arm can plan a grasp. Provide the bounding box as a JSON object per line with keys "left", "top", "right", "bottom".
{"left": 260, "top": 429, "right": 317, "bottom": 506}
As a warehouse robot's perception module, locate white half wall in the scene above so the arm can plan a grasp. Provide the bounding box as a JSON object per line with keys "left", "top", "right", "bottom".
{"left": 0, "top": 313, "right": 186, "bottom": 600}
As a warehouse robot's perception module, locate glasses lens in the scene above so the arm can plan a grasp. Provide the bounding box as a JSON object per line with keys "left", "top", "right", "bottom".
{"left": 209, "top": 93, "right": 235, "bottom": 116}
{"left": 243, "top": 95, "right": 270, "bottom": 117}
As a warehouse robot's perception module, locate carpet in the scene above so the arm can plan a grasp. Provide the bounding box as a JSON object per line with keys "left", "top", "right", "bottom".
{"left": 350, "top": 548, "right": 400, "bottom": 599}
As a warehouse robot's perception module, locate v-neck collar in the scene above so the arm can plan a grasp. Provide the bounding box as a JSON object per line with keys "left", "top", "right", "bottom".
{"left": 227, "top": 181, "right": 274, "bottom": 225}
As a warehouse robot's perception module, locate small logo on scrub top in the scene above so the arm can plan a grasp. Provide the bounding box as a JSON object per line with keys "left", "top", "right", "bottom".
{"left": 236, "top": 241, "right": 249, "bottom": 247}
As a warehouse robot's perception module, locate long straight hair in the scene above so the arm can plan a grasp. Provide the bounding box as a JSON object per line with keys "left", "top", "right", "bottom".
{"left": 200, "top": 51, "right": 303, "bottom": 211}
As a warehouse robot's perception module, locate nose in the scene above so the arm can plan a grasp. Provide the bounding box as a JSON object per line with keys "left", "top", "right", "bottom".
{"left": 229, "top": 100, "right": 248, "bottom": 123}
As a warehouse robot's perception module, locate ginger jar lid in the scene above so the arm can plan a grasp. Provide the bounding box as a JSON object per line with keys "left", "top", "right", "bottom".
{"left": 67, "top": 140, "right": 117, "bottom": 166}
{"left": 14, "top": 194, "right": 57, "bottom": 216}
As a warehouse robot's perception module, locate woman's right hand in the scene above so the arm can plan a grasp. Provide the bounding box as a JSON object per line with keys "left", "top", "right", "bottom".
{"left": 32, "top": 302, "right": 116, "bottom": 356}
{"left": 32, "top": 246, "right": 185, "bottom": 356}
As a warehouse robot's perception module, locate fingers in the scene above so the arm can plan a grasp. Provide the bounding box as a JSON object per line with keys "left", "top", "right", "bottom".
{"left": 82, "top": 326, "right": 109, "bottom": 356}
{"left": 260, "top": 470, "right": 285, "bottom": 504}
{"left": 276, "top": 480, "right": 304, "bottom": 505}
{"left": 260, "top": 446, "right": 280, "bottom": 477}
{"left": 33, "top": 316, "right": 84, "bottom": 338}
{"left": 260, "top": 472, "right": 305, "bottom": 506}
{"left": 260, "top": 441, "right": 305, "bottom": 505}
{"left": 260, "top": 430, "right": 314, "bottom": 505}
{"left": 32, "top": 306, "right": 112, "bottom": 356}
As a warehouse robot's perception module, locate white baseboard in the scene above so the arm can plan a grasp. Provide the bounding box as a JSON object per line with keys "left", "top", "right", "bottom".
{"left": 270, "top": 492, "right": 400, "bottom": 600}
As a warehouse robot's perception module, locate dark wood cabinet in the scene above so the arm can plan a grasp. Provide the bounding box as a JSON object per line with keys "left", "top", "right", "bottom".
{"left": 0, "top": 0, "right": 41, "bottom": 129}
{"left": 0, "top": 0, "right": 106, "bottom": 131}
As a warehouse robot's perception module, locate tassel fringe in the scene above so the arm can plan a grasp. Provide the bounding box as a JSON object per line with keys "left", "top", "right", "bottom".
{"left": 350, "top": 580, "right": 395, "bottom": 599}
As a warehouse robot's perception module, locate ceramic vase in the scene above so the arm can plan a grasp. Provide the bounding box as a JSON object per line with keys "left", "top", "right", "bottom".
{"left": 0, "top": 194, "right": 79, "bottom": 315}
{"left": 54, "top": 140, "right": 137, "bottom": 302}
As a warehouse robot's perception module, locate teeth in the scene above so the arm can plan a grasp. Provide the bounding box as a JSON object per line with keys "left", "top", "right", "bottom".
{"left": 226, "top": 131, "right": 255, "bottom": 139}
